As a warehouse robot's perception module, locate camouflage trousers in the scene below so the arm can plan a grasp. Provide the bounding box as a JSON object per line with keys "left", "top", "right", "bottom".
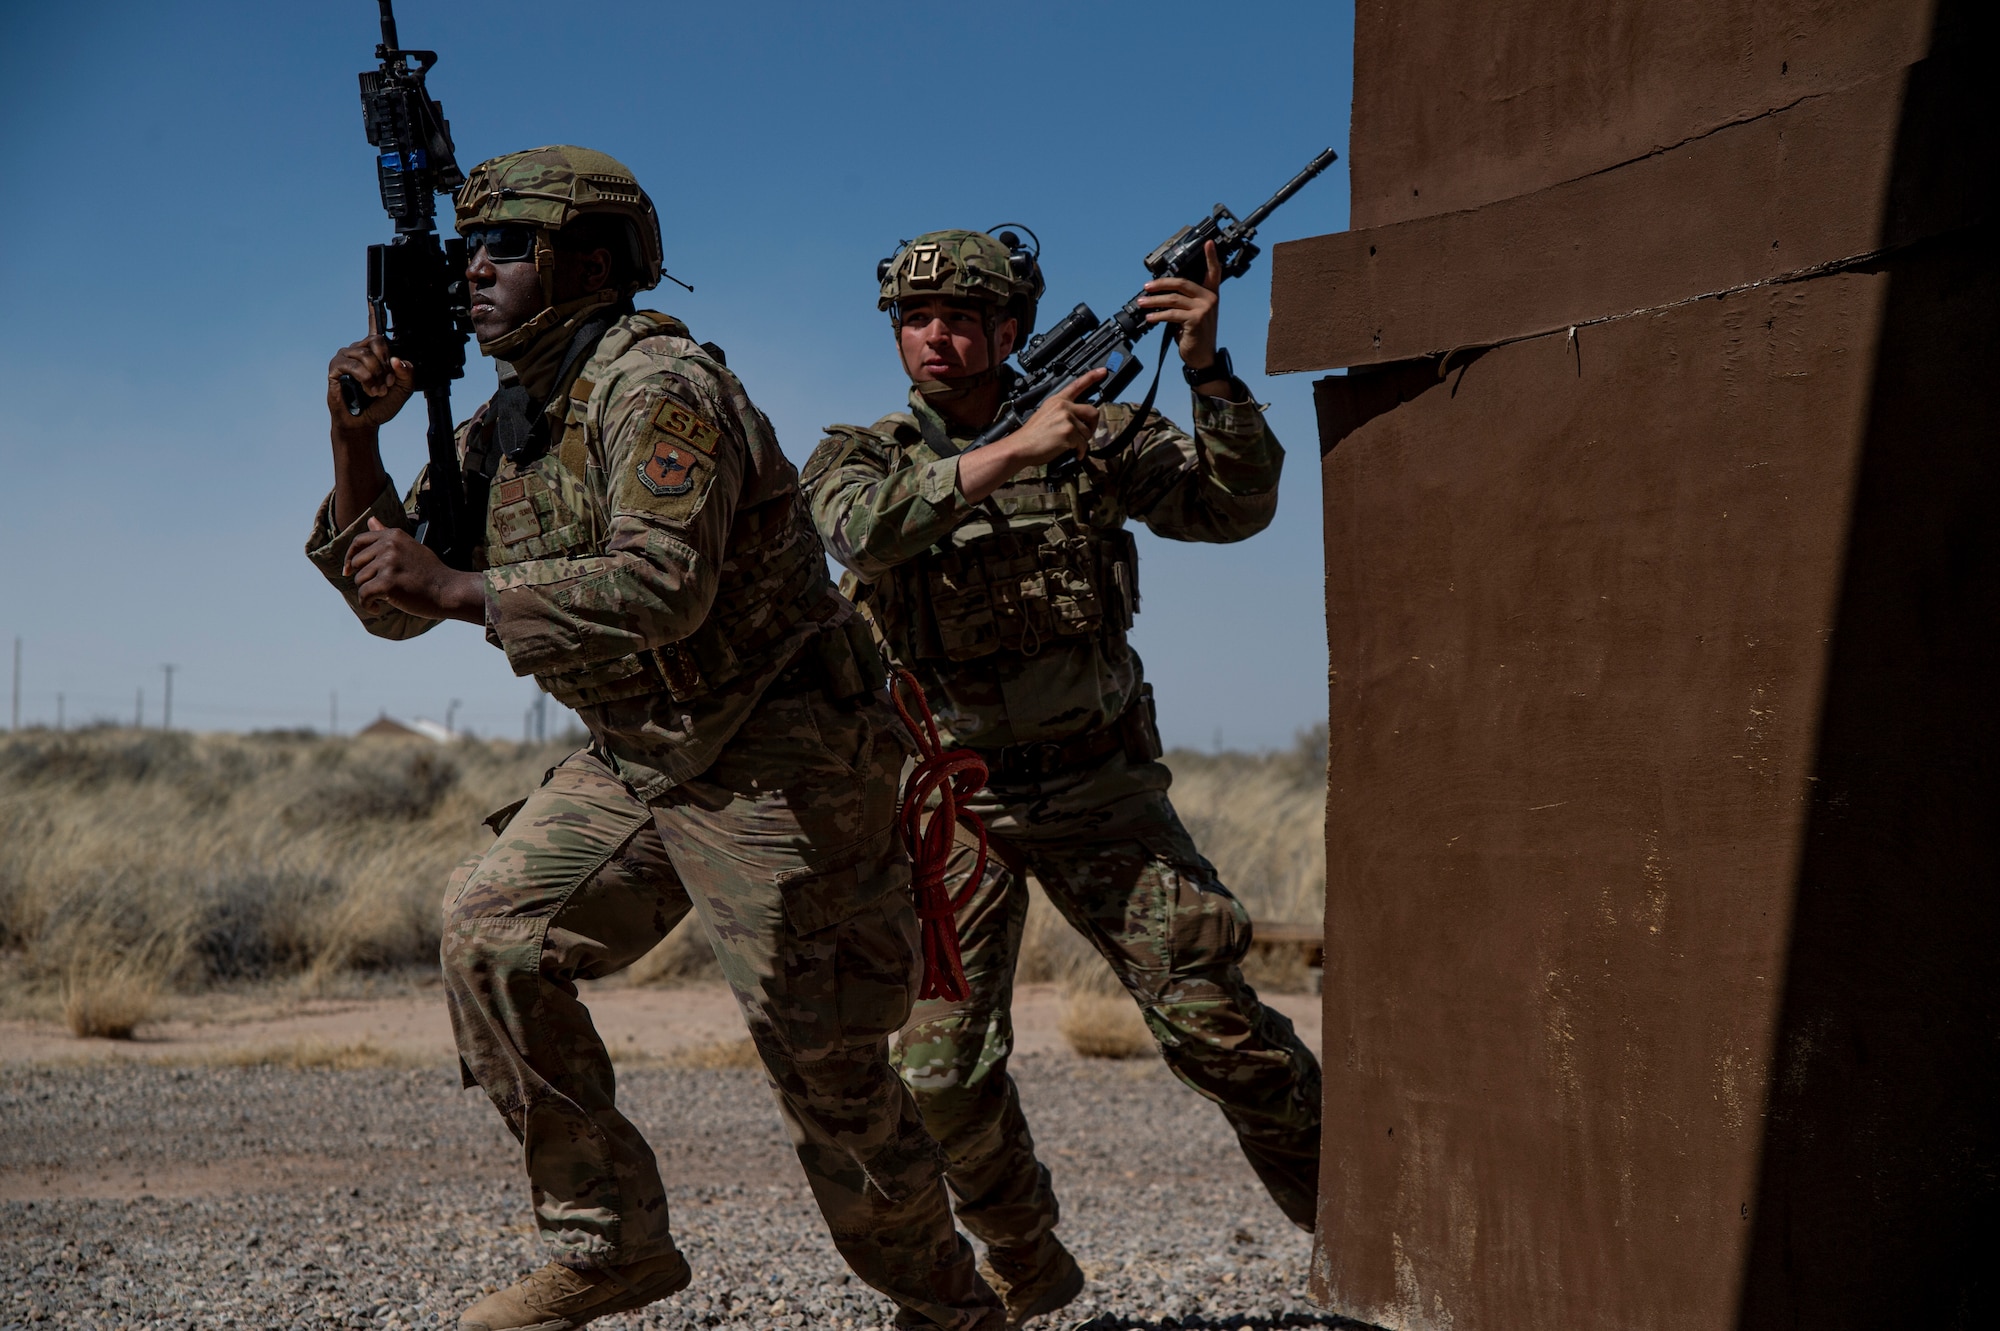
{"left": 893, "top": 749, "right": 1323, "bottom": 1246}
{"left": 441, "top": 688, "right": 1004, "bottom": 1331}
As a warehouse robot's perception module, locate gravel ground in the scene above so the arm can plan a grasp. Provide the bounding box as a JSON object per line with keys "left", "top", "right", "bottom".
{"left": 1, "top": 1049, "right": 1350, "bottom": 1330}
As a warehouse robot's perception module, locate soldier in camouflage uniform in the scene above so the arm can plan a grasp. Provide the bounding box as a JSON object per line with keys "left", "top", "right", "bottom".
{"left": 802, "top": 230, "right": 1323, "bottom": 1324}
{"left": 307, "top": 149, "right": 1004, "bottom": 1331}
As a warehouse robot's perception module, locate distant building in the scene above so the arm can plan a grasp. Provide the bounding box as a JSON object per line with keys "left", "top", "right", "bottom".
{"left": 356, "top": 713, "right": 451, "bottom": 744}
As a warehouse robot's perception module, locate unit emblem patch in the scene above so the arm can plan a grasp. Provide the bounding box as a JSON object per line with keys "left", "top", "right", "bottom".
{"left": 625, "top": 394, "right": 723, "bottom": 512}
{"left": 639, "top": 440, "right": 698, "bottom": 497}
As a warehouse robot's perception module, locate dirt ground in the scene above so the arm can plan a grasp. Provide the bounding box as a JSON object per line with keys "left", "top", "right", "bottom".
{"left": 0, "top": 982, "right": 1339, "bottom": 1331}
{"left": 0, "top": 981, "right": 1322, "bottom": 1202}
{"left": 0, "top": 980, "right": 1321, "bottom": 1078}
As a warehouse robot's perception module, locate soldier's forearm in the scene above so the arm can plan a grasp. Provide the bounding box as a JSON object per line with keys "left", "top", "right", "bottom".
{"left": 330, "top": 424, "right": 391, "bottom": 531}
{"left": 484, "top": 530, "right": 716, "bottom": 676}
{"left": 1192, "top": 404, "right": 1284, "bottom": 496}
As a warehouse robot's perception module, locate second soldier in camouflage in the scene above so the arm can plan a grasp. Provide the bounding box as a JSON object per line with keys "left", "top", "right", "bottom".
{"left": 803, "top": 229, "right": 1324, "bottom": 1325}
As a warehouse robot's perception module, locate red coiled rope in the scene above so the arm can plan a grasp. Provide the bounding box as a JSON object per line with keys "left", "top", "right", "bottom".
{"left": 890, "top": 669, "right": 989, "bottom": 1002}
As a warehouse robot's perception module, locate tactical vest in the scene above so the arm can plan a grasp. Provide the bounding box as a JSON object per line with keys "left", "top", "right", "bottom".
{"left": 851, "top": 413, "right": 1140, "bottom": 665}
{"left": 478, "top": 312, "right": 840, "bottom": 709}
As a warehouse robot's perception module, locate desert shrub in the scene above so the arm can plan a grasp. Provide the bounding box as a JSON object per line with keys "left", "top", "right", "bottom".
{"left": 1, "top": 723, "right": 1328, "bottom": 1002}
{"left": 283, "top": 743, "right": 460, "bottom": 826}
{"left": 0, "top": 730, "right": 199, "bottom": 788}
{"left": 0, "top": 728, "right": 572, "bottom": 1000}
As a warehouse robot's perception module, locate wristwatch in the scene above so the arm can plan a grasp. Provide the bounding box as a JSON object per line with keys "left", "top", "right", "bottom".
{"left": 1183, "top": 346, "right": 1234, "bottom": 388}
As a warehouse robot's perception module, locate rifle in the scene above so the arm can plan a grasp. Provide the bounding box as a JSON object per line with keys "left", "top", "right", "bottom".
{"left": 968, "top": 148, "right": 1338, "bottom": 478}
{"left": 335, "top": 0, "right": 477, "bottom": 567}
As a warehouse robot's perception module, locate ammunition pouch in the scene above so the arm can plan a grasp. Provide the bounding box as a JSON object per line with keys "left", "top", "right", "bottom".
{"left": 878, "top": 519, "right": 1140, "bottom": 663}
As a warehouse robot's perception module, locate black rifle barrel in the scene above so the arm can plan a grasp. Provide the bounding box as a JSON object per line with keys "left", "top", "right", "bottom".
{"left": 377, "top": 0, "right": 400, "bottom": 51}
{"left": 1237, "top": 147, "right": 1338, "bottom": 235}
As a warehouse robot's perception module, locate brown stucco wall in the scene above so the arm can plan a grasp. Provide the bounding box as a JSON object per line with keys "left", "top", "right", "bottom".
{"left": 1271, "top": 1, "right": 1998, "bottom": 1326}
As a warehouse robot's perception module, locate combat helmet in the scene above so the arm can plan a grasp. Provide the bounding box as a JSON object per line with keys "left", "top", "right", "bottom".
{"left": 455, "top": 145, "right": 664, "bottom": 299}
{"left": 879, "top": 228, "right": 1043, "bottom": 336}
{"left": 878, "top": 227, "right": 1044, "bottom": 397}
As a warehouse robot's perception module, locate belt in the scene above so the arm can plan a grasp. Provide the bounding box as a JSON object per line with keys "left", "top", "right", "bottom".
{"left": 973, "top": 695, "right": 1150, "bottom": 784}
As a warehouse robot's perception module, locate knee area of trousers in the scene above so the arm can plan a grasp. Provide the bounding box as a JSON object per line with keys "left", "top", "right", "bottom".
{"left": 1139, "top": 993, "right": 1265, "bottom": 1053}
{"left": 893, "top": 1013, "right": 991, "bottom": 1079}
{"left": 438, "top": 912, "right": 545, "bottom": 989}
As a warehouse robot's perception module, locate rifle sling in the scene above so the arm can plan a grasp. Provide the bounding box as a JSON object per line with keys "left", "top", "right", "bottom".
{"left": 1093, "top": 330, "right": 1174, "bottom": 460}
{"left": 486, "top": 309, "right": 623, "bottom": 469}
{"left": 911, "top": 400, "right": 961, "bottom": 460}
{"left": 449, "top": 308, "right": 624, "bottom": 558}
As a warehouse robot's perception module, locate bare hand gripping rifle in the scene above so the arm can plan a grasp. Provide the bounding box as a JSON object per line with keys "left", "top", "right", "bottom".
{"left": 969, "top": 148, "right": 1338, "bottom": 478}
{"left": 335, "top": 0, "right": 477, "bottom": 567}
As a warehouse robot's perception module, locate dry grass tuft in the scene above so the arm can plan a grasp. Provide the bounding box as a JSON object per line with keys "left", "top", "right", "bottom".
{"left": 1058, "top": 989, "right": 1152, "bottom": 1060}
{"left": 658, "top": 1037, "right": 762, "bottom": 1070}
{"left": 206, "top": 1039, "right": 426, "bottom": 1070}
{"left": 609, "top": 1037, "right": 761, "bottom": 1070}
{"left": 62, "top": 959, "right": 163, "bottom": 1040}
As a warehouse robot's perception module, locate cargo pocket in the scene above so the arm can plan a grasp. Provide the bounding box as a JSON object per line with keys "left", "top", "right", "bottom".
{"left": 1163, "top": 860, "right": 1252, "bottom": 975}
{"left": 775, "top": 828, "right": 908, "bottom": 936}
{"left": 443, "top": 852, "right": 485, "bottom": 911}
{"left": 831, "top": 892, "right": 922, "bottom": 1048}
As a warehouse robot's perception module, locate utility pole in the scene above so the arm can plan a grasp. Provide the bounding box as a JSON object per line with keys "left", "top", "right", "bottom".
{"left": 161, "top": 664, "right": 177, "bottom": 731}
{"left": 134, "top": 688, "right": 143, "bottom": 728}
{"left": 10, "top": 637, "right": 18, "bottom": 732}
{"left": 447, "top": 698, "right": 461, "bottom": 737}
{"left": 56, "top": 693, "right": 64, "bottom": 732}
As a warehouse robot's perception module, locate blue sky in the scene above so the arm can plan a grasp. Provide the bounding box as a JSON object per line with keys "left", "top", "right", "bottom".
{"left": 0, "top": 0, "right": 1352, "bottom": 750}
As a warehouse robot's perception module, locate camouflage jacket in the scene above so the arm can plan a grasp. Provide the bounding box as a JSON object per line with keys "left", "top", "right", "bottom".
{"left": 802, "top": 381, "right": 1282, "bottom": 752}
{"left": 308, "top": 310, "right": 849, "bottom": 798}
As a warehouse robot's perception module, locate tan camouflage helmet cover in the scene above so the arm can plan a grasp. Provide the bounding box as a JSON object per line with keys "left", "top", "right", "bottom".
{"left": 878, "top": 229, "right": 1043, "bottom": 335}
{"left": 455, "top": 145, "right": 663, "bottom": 295}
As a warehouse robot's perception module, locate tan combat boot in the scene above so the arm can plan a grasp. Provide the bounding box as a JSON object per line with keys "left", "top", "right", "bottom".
{"left": 980, "top": 1237, "right": 1085, "bottom": 1328}
{"left": 459, "top": 1249, "right": 691, "bottom": 1331}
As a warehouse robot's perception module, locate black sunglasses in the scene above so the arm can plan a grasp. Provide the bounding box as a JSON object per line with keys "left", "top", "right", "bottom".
{"left": 460, "top": 223, "right": 539, "bottom": 264}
